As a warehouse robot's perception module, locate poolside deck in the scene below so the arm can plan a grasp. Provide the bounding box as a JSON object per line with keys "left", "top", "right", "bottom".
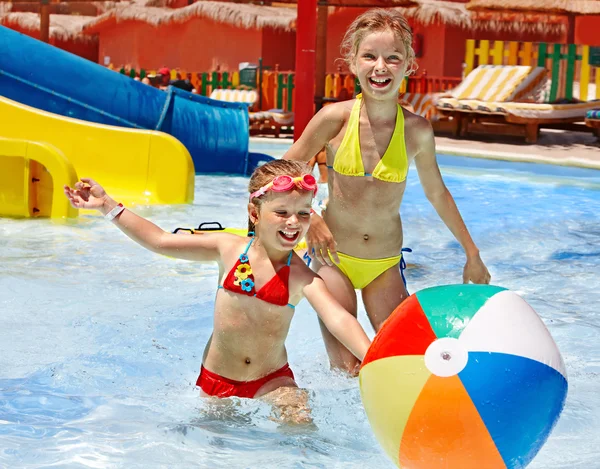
{"left": 435, "top": 129, "right": 600, "bottom": 170}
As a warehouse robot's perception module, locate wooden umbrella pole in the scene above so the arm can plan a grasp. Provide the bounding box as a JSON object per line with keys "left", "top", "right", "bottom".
{"left": 314, "top": 4, "right": 328, "bottom": 112}
{"left": 293, "top": 0, "right": 317, "bottom": 141}
{"left": 566, "top": 13, "right": 575, "bottom": 44}
{"left": 40, "top": 0, "right": 50, "bottom": 43}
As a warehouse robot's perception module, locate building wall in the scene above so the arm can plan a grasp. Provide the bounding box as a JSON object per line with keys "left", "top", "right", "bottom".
{"left": 97, "top": 18, "right": 265, "bottom": 72}
{"left": 325, "top": 7, "right": 368, "bottom": 74}
{"left": 411, "top": 22, "right": 451, "bottom": 77}
{"left": 97, "top": 21, "right": 140, "bottom": 69}
{"left": 575, "top": 16, "right": 600, "bottom": 46}
{"left": 440, "top": 26, "right": 471, "bottom": 77}
{"left": 261, "top": 28, "right": 296, "bottom": 71}
{"left": 54, "top": 38, "right": 99, "bottom": 63}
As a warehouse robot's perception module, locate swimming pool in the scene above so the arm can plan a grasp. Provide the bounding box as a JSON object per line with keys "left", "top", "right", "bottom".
{"left": 1, "top": 142, "right": 599, "bottom": 468}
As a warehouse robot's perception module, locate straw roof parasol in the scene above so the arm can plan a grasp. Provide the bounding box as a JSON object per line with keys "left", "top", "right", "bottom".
{"left": 0, "top": 12, "right": 97, "bottom": 40}
{"left": 327, "top": 1, "right": 563, "bottom": 34}
{"left": 82, "top": 1, "right": 297, "bottom": 33}
{"left": 394, "top": 0, "right": 471, "bottom": 27}
{"left": 391, "top": 0, "right": 566, "bottom": 35}
{"left": 466, "top": 0, "right": 600, "bottom": 15}
{"left": 235, "top": 0, "right": 419, "bottom": 5}
{"left": 1, "top": 0, "right": 568, "bottom": 40}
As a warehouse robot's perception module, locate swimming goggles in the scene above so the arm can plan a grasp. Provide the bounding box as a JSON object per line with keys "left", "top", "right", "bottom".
{"left": 249, "top": 174, "right": 318, "bottom": 201}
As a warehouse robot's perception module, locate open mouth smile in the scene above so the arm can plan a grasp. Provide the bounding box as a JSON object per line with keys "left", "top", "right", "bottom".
{"left": 368, "top": 76, "right": 392, "bottom": 88}
{"left": 279, "top": 230, "right": 300, "bottom": 243}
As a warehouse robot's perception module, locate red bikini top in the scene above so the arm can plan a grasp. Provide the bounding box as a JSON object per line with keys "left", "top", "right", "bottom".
{"left": 219, "top": 237, "right": 295, "bottom": 309}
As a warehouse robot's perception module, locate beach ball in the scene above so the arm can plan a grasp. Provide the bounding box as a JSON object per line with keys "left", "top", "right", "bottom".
{"left": 359, "top": 285, "right": 568, "bottom": 469}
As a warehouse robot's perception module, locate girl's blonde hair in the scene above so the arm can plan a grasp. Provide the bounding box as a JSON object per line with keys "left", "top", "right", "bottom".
{"left": 340, "top": 9, "right": 417, "bottom": 76}
{"left": 247, "top": 159, "right": 312, "bottom": 233}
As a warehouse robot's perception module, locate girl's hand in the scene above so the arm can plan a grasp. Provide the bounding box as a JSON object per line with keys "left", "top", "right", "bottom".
{"left": 63, "top": 178, "right": 110, "bottom": 211}
{"left": 306, "top": 214, "right": 339, "bottom": 266}
{"left": 463, "top": 253, "right": 491, "bottom": 284}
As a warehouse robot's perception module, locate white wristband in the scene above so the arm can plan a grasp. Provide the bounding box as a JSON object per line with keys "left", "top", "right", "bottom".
{"left": 104, "top": 203, "right": 125, "bottom": 221}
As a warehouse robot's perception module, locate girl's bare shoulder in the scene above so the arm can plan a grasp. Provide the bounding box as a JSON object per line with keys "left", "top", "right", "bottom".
{"left": 209, "top": 232, "right": 251, "bottom": 255}
{"left": 402, "top": 108, "right": 434, "bottom": 140}
{"left": 316, "top": 99, "right": 355, "bottom": 124}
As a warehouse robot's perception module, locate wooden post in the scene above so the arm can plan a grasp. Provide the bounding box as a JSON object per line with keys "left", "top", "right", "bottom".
{"left": 293, "top": 0, "right": 317, "bottom": 141}
{"left": 564, "top": 43, "right": 577, "bottom": 100}
{"left": 566, "top": 14, "right": 575, "bottom": 45}
{"left": 580, "top": 45, "right": 590, "bottom": 101}
{"left": 258, "top": 57, "right": 263, "bottom": 110}
{"left": 549, "top": 44, "right": 561, "bottom": 102}
{"left": 201, "top": 72, "right": 208, "bottom": 96}
{"left": 277, "top": 73, "right": 285, "bottom": 109}
{"left": 314, "top": 4, "right": 328, "bottom": 112}
{"left": 40, "top": 0, "right": 50, "bottom": 43}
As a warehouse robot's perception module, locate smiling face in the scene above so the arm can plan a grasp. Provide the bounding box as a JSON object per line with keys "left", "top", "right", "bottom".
{"left": 352, "top": 29, "right": 409, "bottom": 100}
{"left": 250, "top": 190, "right": 313, "bottom": 251}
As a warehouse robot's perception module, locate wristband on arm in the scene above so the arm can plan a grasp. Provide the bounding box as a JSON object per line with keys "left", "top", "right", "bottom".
{"left": 104, "top": 203, "right": 125, "bottom": 221}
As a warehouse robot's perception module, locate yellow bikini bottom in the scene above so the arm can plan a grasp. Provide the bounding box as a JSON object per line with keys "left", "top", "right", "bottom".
{"left": 330, "top": 251, "right": 403, "bottom": 290}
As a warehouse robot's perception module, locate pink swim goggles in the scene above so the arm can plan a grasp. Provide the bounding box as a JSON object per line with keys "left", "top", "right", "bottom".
{"left": 249, "top": 174, "right": 318, "bottom": 201}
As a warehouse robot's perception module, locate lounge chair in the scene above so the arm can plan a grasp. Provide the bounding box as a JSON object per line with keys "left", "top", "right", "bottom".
{"left": 209, "top": 89, "right": 293, "bottom": 137}
{"left": 585, "top": 108, "right": 600, "bottom": 140}
{"left": 210, "top": 89, "right": 258, "bottom": 109}
{"left": 434, "top": 65, "right": 600, "bottom": 143}
{"left": 398, "top": 92, "right": 441, "bottom": 121}
{"left": 437, "top": 65, "right": 548, "bottom": 111}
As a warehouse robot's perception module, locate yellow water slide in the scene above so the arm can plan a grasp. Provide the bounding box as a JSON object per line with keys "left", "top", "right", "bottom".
{"left": 0, "top": 95, "right": 195, "bottom": 218}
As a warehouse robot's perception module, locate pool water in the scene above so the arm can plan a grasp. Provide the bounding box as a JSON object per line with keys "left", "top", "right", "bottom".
{"left": 1, "top": 143, "right": 599, "bottom": 468}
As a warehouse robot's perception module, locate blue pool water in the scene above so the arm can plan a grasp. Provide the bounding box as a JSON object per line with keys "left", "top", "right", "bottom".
{"left": 1, "top": 141, "right": 599, "bottom": 468}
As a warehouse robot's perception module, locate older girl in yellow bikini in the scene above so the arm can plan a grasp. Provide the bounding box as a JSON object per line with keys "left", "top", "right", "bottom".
{"left": 284, "top": 9, "right": 491, "bottom": 373}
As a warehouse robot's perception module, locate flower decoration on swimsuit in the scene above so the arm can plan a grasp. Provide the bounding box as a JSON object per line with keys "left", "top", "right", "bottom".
{"left": 240, "top": 278, "right": 254, "bottom": 292}
{"left": 239, "top": 254, "right": 249, "bottom": 263}
{"left": 236, "top": 264, "right": 252, "bottom": 280}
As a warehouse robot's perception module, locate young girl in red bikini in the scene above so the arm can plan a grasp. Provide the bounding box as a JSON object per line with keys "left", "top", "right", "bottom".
{"left": 63, "top": 159, "right": 370, "bottom": 421}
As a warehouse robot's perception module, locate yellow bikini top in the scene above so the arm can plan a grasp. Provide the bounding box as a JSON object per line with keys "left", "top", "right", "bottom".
{"left": 331, "top": 94, "right": 408, "bottom": 183}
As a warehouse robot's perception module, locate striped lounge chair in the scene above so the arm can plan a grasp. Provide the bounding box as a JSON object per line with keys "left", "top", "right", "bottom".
{"left": 436, "top": 65, "right": 600, "bottom": 143}
{"left": 209, "top": 89, "right": 258, "bottom": 108}
{"left": 398, "top": 92, "right": 441, "bottom": 121}
{"left": 209, "top": 89, "right": 293, "bottom": 137}
{"left": 437, "top": 65, "right": 547, "bottom": 113}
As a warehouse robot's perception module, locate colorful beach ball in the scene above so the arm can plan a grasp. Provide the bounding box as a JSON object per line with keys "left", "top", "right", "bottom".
{"left": 359, "top": 285, "right": 568, "bottom": 469}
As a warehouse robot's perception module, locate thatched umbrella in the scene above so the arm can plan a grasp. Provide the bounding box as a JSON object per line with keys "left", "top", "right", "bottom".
{"left": 466, "top": 0, "right": 600, "bottom": 43}
{"left": 0, "top": 11, "right": 96, "bottom": 41}
{"left": 466, "top": 0, "right": 600, "bottom": 14}
{"left": 233, "top": 0, "right": 418, "bottom": 6}
{"left": 393, "top": 0, "right": 565, "bottom": 35}
{"left": 0, "top": 0, "right": 116, "bottom": 43}
{"left": 82, "top": 1, "right": 297, "bottom": 31}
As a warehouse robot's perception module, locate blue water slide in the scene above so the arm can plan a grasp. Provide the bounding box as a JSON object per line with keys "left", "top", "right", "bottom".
{"left": 0, "top": 26, "right": 271, "bottom": 175}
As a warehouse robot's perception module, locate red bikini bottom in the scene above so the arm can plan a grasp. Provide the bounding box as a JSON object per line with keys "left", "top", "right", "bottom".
{"left": 196, "top": 363, "right": 295, "bottom": 398}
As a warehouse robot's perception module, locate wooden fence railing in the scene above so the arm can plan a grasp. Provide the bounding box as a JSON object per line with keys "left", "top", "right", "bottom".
{"left": 117, "top": 66, "right": 460, "bottom": 112}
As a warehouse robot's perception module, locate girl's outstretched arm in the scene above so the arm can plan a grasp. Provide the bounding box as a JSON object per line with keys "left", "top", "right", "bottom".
{"left": 64, "top": 178, "right": 223, "bottom": 262}
{"left": 283, "top": 104, "right": 344, "bottom": 162}
{"left": 412, "top": 120, "right": 491, "bottom": 284}
{"left": 303, "top": 276, "right": 371, "bottom": 361}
